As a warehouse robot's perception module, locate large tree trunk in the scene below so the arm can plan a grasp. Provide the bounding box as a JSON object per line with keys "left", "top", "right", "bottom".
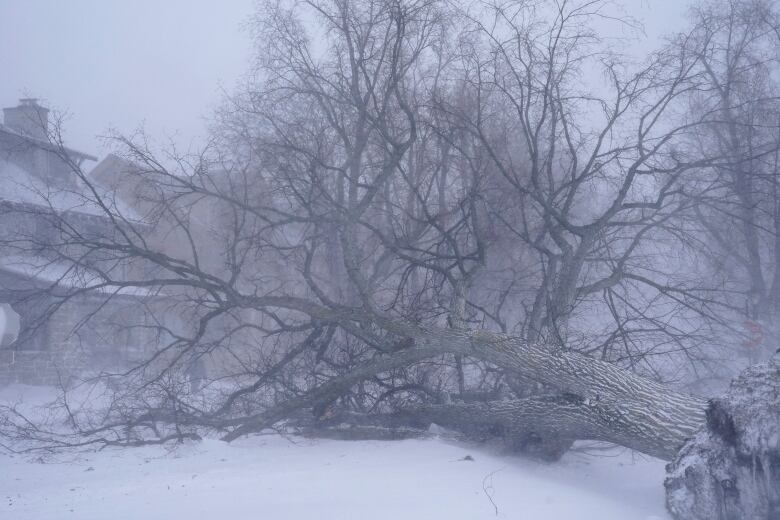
{"left": 224, "top": 303, "right": 707, "bottom": 459}
{"left": 405, "top": 397, "right": 694, "bottom": 461}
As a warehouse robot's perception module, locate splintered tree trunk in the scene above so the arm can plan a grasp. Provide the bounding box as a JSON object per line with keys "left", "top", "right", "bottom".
{"left": 665, "top": 356, "right": 780, "bottom": 520}
{"left": 224, "top": 306, "right": 707, "bottom": 459}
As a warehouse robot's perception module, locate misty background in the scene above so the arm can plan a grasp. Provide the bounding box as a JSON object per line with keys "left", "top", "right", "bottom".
{"left": 1, "top": 0, "right": 687, "bottom": 154}
{"left": 0, "top": 0, "right": 253, "bottom": 153}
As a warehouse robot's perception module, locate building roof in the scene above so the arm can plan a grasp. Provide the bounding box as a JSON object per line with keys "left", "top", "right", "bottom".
{"left": 0, "top": 157, "right": 143, "bottom": 221}
{"left": 0, "top": 123, "right": 98, "bottom": 162}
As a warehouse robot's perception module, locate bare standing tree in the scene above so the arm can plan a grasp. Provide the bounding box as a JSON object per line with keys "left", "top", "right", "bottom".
{"left": 678, "top": 0, "right": 780, "bottom": 365}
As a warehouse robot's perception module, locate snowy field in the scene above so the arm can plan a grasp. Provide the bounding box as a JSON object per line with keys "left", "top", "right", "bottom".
{"left": 0, "top": 386, "right": 670, "bottom": 520}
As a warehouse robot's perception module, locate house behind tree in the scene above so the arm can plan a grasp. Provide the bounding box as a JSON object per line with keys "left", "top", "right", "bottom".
{"left": 0, "top": 99, "right": 168, "bottom": 386}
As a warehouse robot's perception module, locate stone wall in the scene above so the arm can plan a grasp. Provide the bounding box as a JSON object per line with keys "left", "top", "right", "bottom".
{"left": 0, "top": 287, "right": 171, "bottom": 387}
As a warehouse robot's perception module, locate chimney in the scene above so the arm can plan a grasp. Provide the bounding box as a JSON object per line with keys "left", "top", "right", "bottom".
{"left": 2, "top": 98, "right": 49, "bottom": 141}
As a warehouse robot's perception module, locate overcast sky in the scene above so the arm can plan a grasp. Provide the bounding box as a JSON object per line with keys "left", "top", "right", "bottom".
{"left": 1, "top": 0, "right": 692, "bottom": 160}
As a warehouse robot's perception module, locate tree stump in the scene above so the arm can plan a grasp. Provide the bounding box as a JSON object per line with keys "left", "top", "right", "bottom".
{"left": 665, "top": 356, "right": 780, "bottom": 519}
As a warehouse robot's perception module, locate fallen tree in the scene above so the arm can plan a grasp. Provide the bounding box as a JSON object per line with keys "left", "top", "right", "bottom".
{"left": 218, "top": 303, "right": 706, "bottom": 461}
{"left": 0, "top": 300, "right": 707, "bottom": 461}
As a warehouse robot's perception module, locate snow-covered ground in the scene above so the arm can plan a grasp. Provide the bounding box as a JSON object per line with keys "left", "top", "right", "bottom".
{"left": 0, "top": 386, "right": 670, "bottom": 520}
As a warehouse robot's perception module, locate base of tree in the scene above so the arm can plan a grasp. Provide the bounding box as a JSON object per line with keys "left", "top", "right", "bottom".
{"left": 665, "top": 356, "right": 780, "bottom": 520}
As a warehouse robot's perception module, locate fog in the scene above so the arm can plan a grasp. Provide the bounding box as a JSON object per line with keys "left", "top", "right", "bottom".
{"left": 0, "top": 0, "right": 253, "bottom": 153}
{"left": 1, "top": 0, "right": 686, "bottom": 154}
